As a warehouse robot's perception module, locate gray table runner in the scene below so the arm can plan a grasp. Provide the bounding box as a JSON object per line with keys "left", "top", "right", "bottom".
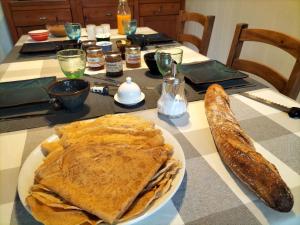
{"left": 0, "top": 68, "right": 264, "bottom": 133}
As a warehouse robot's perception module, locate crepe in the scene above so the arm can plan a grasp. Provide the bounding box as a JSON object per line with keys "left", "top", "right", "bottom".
{"left": 26, "top": 196, "right": 100, "bottom": 225}
{"left": 27, "top": 114, "right": 180, "bottom": 225}
{"left": 28, "top": 158, "right": 180, "bottom": 224}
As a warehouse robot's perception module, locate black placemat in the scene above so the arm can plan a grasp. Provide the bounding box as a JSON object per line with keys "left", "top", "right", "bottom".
{"left": 0, "top": 77, "right": 56, "bottom": 108}
{"left": 0, "top": 68, "right": 264, "bottom": 133}
{"left": 181, "top": 60, "right": 248, "bottom": 84}
{"left": 19, "top": 40, "right": 80, "bottom": 54}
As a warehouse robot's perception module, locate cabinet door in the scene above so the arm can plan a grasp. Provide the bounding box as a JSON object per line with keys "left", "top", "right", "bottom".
{"left": 140, "top": 15, "right": 177, "bottom": 39}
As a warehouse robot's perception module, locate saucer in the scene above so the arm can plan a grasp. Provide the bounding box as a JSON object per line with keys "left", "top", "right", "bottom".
{"left": 114, "top": 92, "right": 145, "bottom": 106}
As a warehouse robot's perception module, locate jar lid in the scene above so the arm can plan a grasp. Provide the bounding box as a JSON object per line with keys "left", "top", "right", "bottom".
{"left": 86, "top": 46, "right": 102, "bottom": 53}
{"left": 105, "top": 51, "right": 121, "bottom": 57}
{"left": 82, "top": 40, "right": 96, "bottom": 45}
{"left": 125, "top": 45, "right": 141, "bottom": 50}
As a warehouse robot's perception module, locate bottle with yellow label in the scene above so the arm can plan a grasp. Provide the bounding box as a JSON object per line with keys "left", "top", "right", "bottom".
{"left": 117, "top": 0, "right": 131, "bottom": 35}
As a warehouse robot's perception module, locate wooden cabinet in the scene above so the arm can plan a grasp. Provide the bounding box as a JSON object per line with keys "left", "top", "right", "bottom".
{"left": 1, "top": 0, "right": 185, "bottom": 43}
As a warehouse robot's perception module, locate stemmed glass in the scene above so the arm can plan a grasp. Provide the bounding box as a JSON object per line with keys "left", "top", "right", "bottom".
{"left": 123, "top": 19, "right": 137, "bottom": 35}
{"left": 64, "top": 23, "right": 81, "bottom": 41}
{"left": 155, "top": 47, "right": 183, "bottom": 76}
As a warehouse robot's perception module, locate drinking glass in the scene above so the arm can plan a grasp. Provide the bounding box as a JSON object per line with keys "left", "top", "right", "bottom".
{"left": 123, "top": 19, "right": 137, "bottom": 35}
{"left": 64, "top": 23, "right": 81, "bottom": 41}
{"left": 57, "top": 49, "right": 86, "bottom": 79}
{"left": 86, "top": 24, "right": 96, "bottom": 40}
{"left": 155, "top": 47, "right": 183, "bottom": 76}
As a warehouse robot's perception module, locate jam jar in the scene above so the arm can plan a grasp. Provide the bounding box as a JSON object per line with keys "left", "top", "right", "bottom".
{"left": 105, "top": 51, "right": 123, "bottom": 77}
{"left": 125, "top": 45, "right": 141, "bottom": 68}
{"left": 86, "top": 46, "right": 105, "bottom": 71}
{"left": 81, "top": 40, "right": 96, "bottom": 51}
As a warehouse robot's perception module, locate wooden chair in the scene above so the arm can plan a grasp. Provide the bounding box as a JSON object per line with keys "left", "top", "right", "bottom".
{"left": 227, "top": 23, "right": 300, "bottom": 100}
{"left": 177, "top": 10, "right": 215, "bottom": 56}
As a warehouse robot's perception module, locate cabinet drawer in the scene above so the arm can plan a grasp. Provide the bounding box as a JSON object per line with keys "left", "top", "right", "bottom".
{"left": 83, "top": 5, "right": 134, "bottom": 26}
{"left": 16, "top": 26, "right": 46, "bottom": 37}
{"left": 139, "top": 3, "right": 180, "bottom": 16}
{"left": 81, "top": 0, "right": 133, "bottom": 7}
{"left": 13, "top": 9, "right": 72, "bottom": 26}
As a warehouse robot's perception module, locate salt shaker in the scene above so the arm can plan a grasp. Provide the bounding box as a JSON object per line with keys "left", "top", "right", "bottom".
{"left": 157, "top": 62, "right": 188, "bottom": 118}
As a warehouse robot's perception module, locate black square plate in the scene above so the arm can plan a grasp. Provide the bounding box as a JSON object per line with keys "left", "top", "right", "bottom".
{"left": 181, "top": 60, "right": 248, "bottom": 85}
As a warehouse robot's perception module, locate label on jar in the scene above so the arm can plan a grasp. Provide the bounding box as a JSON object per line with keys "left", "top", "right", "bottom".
{"left": 106, "top": 61, "right": 123, "bottom": 72}
{"left": 87, "top": 57, "right": 104, "bottom": 67}
{"left": 126, "top": 53, "right": 141, "bottom": 64}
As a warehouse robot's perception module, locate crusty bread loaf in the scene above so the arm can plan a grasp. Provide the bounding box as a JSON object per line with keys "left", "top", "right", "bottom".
{"left": 204, "top": 84, "right": 293, "bottom": 212}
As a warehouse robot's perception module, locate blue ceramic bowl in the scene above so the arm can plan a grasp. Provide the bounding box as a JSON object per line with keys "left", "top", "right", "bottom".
{"left": 96, "top": 41, "right": 113, "bottom": 53}
{"left": 48, "top": 79, "right": 90, "bottom": 111}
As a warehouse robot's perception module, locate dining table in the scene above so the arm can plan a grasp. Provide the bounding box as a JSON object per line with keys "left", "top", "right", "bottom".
{"left": 0, "top": 27, "right": 299, "bottom": 225}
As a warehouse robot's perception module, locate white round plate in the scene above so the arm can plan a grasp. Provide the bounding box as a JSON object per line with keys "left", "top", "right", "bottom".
{"left": 114, "top": 92, "right": 145, "bottom": 106}
{"left": 18, "top": 125, "right": 186, "bottom": 225}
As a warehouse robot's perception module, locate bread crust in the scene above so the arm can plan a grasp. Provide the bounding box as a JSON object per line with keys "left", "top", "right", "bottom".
{"left": 204, "top": 84, "right": 293, "bottom": 212}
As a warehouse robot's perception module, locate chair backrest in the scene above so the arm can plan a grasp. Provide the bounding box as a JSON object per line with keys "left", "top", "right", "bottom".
{"left": 177, "top": 10, "right": 215, "bottom": 56}
{"left": 227, "top": 23, "right": 300, "bottom": 99}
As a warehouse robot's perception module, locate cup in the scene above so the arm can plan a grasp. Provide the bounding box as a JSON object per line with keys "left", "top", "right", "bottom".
{"left": 96, "top": 41, "right": 113, "bottom": 53}
{"left": 86, "top": 24, "right": 96, "bottom": 40}
{"left": 123, "top": 19, "right": 137, "bottom": 35}
{"left": 57, "top": 49, "right": 86, "bottom": 79}
{"left": 95, "top": 24, "right": 110, "bottom": 42}
{"left": 95, "top": 25, "right": 104, "bottom": 35}
{"left": 64, "top": 23, "right": 81, "bottom": 41}
{"left": 155, "top": 47, "right": 183, "bottom": 76}
{"left": 102, "top": 24, "right": 111, "bottom": 36}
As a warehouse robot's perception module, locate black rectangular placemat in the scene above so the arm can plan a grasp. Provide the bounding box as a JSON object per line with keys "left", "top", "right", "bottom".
{"left": 19, "top": 40, "right": 80, "bottom": 54}
{"left": 181, "top": 60, "right": 248, "bottom": 84}
{"left": 0, "top": 77, "right": 56, "bottom": 108}
{"left": 0, "top": 67, "right": 264, "bottom": 133}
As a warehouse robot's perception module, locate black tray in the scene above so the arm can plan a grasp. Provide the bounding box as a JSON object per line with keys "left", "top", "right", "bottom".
{"left": 19, "top": 40, "right": 80, "bottom": 54}
{"left": 181, "top": 60, "right": 248, "bottom": 85}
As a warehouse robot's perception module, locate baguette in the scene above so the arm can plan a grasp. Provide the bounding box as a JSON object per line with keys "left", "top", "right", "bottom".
{"left": 204, "top": 84, "right": 293, "bottom": 212}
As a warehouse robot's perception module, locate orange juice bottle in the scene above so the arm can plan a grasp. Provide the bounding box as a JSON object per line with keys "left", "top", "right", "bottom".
{"left": 117, "top": 0, "right": 131, "bottom": 35}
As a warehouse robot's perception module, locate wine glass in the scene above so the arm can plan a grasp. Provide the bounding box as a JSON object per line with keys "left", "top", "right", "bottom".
{"left": 64, "top": 23, "right": 81, "bottom": 41}
{"left": 57, "top": 49, "right": 86, "bottom": 79}
{"left": 155, "top": 47, "right": 183, "bottom": 76}
{"left": 123, "top": 19, "right": 137, "bottom": 35}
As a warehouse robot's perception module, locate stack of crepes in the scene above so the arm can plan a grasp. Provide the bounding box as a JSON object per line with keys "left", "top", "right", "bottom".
{"left": 26, "top": 114, "right": 181, "bottom": 225}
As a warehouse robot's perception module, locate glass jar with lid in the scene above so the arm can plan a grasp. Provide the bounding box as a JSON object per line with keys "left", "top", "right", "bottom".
{"left": 105, "top": 51, "right": 123, "bottom": 77}
{"left": 86, "top": 46, "right": 104, "bottom": 71}
{"left": 125, "top": 45, "right": 141, "bottom": 68}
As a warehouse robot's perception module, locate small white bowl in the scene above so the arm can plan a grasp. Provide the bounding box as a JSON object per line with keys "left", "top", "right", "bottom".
{"left": 114, "top": 77, "right": 145, "bottom": 105}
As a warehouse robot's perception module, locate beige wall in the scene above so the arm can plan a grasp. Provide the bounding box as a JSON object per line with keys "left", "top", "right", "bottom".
{"left": 185, "top": 0, "right": 300, "bottom": 101}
